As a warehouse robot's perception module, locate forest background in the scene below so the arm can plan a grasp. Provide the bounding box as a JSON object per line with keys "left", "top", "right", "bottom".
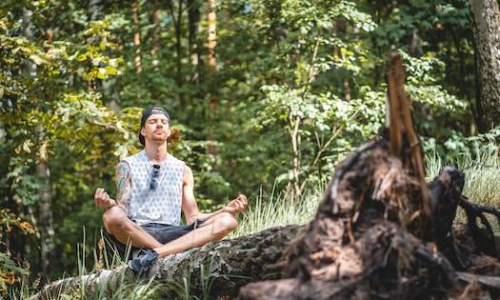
{"left": 1, "top": 0, "right": 499, "bottom": 294}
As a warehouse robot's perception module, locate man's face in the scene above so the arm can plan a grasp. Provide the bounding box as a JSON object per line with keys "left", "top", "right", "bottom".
{"left": 140, "top": 113, "right": 170, "bottom": 145}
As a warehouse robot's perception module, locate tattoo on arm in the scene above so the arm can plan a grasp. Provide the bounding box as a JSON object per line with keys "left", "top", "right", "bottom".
{"left": 115, "top": 162, "right": 131, "bottom": 207}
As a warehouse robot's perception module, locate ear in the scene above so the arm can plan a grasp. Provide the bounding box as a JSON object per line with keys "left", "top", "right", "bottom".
{"left": 140, "top": 127, "right": 145, "bottom": 137}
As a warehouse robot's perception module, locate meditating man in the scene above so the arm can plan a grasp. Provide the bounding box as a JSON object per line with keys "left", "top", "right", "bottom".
{"left": 94, "top": 107, "right": 248, "bottom": 274}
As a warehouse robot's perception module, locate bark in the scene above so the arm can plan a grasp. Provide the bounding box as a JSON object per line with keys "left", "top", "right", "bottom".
{"left": 242, "top": 222, "right": 460, "bottom": 300}
{"left": 151, "top": 7, "right": 160, "bottom": 57}
{"left": 132, "top": 0, "right": 142, "bottom": 75}
{"left": 166, "top": 0, "right": 184, "bottom": 88}
{"left": 188, "top": 0, "right": 201, "bottom": 89}
{"left": 288, "top": 115, "right": 302, "bottom": 201}
{"left": 469, "top": 0, "right": 500, "bottom": 132}
{"left": 428, "top": 166, "right": 465, "bottom": 268}
{"left": 23, "top": 7, "right": 56, "bottom": 275}
{"left": 88, "top": 0, "right": 103, "bottom": 21}
{"left": 185, "top": 0, "right": 202, "bottom": 110}
{"left": 36, "top": 162, "right": 55, "bottom": 276}
{"left": 33, "top": 225, "right": 300, "bottom": 300}
{"left": 206, "top": 0, "right": 218, "bottom": 160}
{"left": 206, "top": 0, "right": 217, "bottom": 73}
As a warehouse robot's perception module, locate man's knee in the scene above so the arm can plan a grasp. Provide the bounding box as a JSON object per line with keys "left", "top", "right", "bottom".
{"left": 102, "top": 206, "right": 128, "bottom": 231}
{"left": 216, "top": 213, "right": 238, "bottom": 235}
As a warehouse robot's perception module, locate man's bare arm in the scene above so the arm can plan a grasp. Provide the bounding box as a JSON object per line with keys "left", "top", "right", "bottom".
{"left": 181, "top": 166, "right": 248, "bottom": 223}
{"left": 115, "top": 161, "right": 131, "bottom": 209}
{"left": 94, "top": 161, "right": 131, "bottom": 210}
{"left": 181, "top": 166, "right": 202, "bottom": 224}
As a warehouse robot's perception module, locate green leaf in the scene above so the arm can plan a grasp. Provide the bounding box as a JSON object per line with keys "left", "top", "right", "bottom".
{"left": 76, "top": 54, "right": 87, "bottom": 61}
{"left": 105, "top": 65, "right": 117, "bottom": 76}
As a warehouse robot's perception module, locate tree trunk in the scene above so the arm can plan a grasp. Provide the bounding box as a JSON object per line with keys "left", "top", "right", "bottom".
{"left": 287, "top": 115, "right": 302, "bottom": 202}
{"left": 23, "top": 7, "right": 56, "bottom": 276}
{"left": 151, "top": 7, "right": 160, "bottom": 57}
{"left": 172, "top": 0, "right": 184, "bottom": 89}
{"left": 188, "top": 0, "right": 201, "bottom": 92}
{"left": 206, "top": 0, "right": 217, "bottom": 73}
{"left": 206, "top": 0, "right": 218, "bottom": 160}
{"left": 186, "top": 0, "right": 202, "bottom": 114}
{"left": 88, "top": 0, "right": 102, "bottom": 21}
{"left": 37, "top": 162, "right": 55, "bottom": 275}
{"left": 33, "top": 225, "right": 300, "bottom": 299}
{"left": 469, "top": 0, "right": 500, "bottom": 132}
{"left": 132, "top": 0, "right": 142, "bottom": 75}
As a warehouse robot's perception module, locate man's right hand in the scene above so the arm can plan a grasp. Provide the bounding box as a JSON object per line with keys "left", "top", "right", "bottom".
{"left": 94, "top": 188, "right": 117, "bottom": 209}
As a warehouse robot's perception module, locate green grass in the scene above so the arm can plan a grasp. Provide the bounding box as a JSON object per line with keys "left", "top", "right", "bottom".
{"left": 426, "top": 143, "right": 500, "bottom": 204}
{"left": 425, "top": 143, "right": 500, "bottom": 229}
{"left": 460, "top": 146, "right": 500, "bottom": 208}
{"left": 231, "top": 184, "right": 322, "bottom": 238}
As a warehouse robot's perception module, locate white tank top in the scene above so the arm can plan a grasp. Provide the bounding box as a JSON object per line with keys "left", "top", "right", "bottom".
{"left": 122, "top": 150, "right": 185, "bottom": 225}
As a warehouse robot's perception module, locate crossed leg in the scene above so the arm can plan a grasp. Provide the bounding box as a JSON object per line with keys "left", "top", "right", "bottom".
{"left": 103, "top": 206, "right": 238, "bottom": 258}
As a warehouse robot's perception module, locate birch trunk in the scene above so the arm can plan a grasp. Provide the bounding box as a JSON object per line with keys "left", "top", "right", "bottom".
{"left": 23, "top": 7, "right": 56, "bottom": 275}
{"left": 132, "top": 0, "right": 142, "bottom": 75}
{"left": 206, "top": 0, "right": 218, "bottom": 160}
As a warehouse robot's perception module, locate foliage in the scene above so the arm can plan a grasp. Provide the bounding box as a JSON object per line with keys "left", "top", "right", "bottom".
{"left": 0, "top": 0, "right": 496, "bottom": 293}
{"left": 0, "top": 209, "right": 33, "bottom": 293}
{"left": 0, "top": 2, "right": 134, "bottom": 284}
{"left": 255, "top": 84, "right": 385, "bottom": 196}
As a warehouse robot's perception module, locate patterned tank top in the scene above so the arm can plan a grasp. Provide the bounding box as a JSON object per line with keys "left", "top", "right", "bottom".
{"left": 122, "top": 150, "right": 185, "bottom": 225}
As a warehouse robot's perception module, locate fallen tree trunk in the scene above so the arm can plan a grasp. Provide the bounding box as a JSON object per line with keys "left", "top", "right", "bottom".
{"left": 32, "top": 225, "right": 300, "bottom": 299}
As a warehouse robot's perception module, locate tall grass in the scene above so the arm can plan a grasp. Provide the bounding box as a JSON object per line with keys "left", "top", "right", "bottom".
{"left": 459, "top": 144, "right": 499, "bottom": 208}
{"left": 425, "top": 142, "right": 500, "bottom": 227}
{"left": 231, "top": 183, "right": 324, "bottom": 238}
{"left": 426, "top": 142, "right": 499, "bottom": 205}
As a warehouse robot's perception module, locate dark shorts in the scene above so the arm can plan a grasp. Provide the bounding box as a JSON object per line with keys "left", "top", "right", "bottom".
{"left": 102, "top": 219, "right": 205, "bottom": 261}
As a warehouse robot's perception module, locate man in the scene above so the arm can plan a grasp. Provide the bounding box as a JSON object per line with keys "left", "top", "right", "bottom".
{"left": 94, "top": 107, "right": 248, "bottom": 274}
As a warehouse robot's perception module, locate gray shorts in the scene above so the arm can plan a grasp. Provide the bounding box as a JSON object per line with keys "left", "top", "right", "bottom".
{"left": 140, "top": 219, "right": 205, "bottom": 244}
{"left": 102, "top": 219, "right": 205, "bottom": 260}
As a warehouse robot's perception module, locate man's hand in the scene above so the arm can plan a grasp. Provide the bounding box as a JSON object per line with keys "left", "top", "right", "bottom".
{"left": 224, "top": 194, "right": 248, "bottom": 214}
{"left": 94, "top": 188, "right": 117, "bottom": 209}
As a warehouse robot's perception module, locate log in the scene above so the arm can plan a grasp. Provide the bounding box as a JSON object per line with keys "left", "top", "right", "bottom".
{"left": 32, "top": 225, "right": 300, "bottom": 300}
